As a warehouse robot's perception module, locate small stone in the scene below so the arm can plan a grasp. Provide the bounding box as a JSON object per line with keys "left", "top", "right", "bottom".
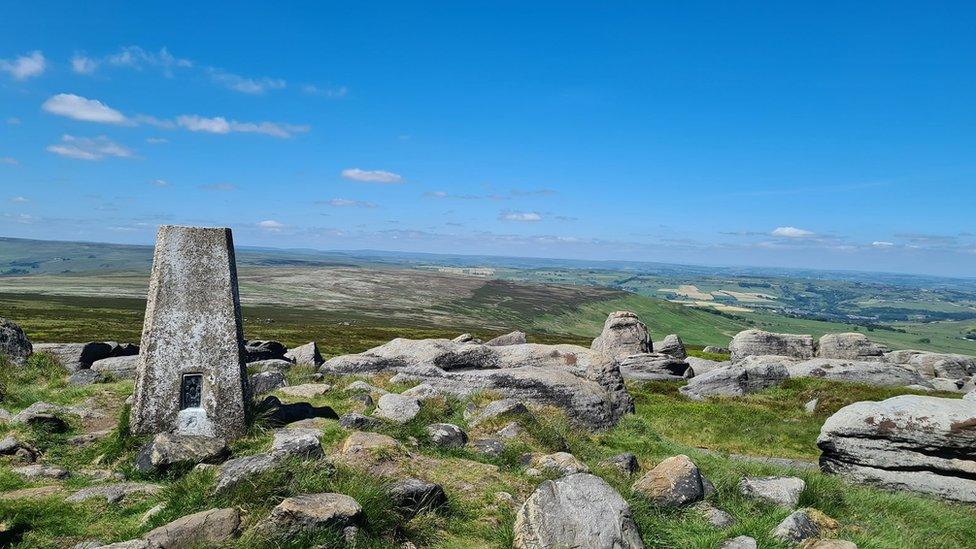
{"left": 249, "top": 370, "right": 288, "bottom": 396}
{"left": 470, "top": 399, "right": 529, "bottom": 426}
{"left": 284, "top": 341, "right": 324, "bottom": 367}
{"left": 340, "top": 431, "right": 403, "bottom": 457}
{"left": 373, "top": 393, "right": 421, "bottom": 424}
{"left": 345, "top": 380, "right": 388, "bottom": 394}
{"left": 278, "top": 383, "right": 331, "bottom": 399}
{"left": 140, "top": 503, "right": 166, "bottom": 526}
{"left": 496, "top": 422, "right": 523, "bottom": 439}
{"left": 696, "top": 502, "right": 735, "bottom": 528}
{"left": 388, "top": 477, "right": 448, "bottom": 516}
{"left": 135, "top": 433, "right": 229, "bottom": 473}
{"left": 485, "top": 331, "right": 527, "bottom": 346}
{"left": 143, "top": 507, "right": 240, "bottom": 548}
{"left": 66, "top": 482, "right": 162, "bottom": 504}
{"left": 771, "top": 509, "right": 838, "bottom": 543}
{"left": 739, "top": 476, "right": 806, "bottom": 508}
{"left": 799, "top": 541, "right": 858, "bottom": 549}
{"left": 68, "top": 369, "right": 105, "bottom": 386}
{"left": 256, "top": 493, "right": 362, "bottom": 539}
{"left": 631, "top": 455, "right": 704, "bottom": 507}
{"left": 350, "top": 393, "right": 373, "bottom": 406}
{"left": 469, "top": 439, "right": 505, "bottom": 458}
{"left": 12, "top": 464, "right": 69, "bottom": 480}
{"left": 339, "top": 412, "right": 376, "bottom": 430}
{"left": 402, "top": 383, "right": 442, "bottom": 401}
{"left": 602, "top": 453, "right": 639, "bottom": 475}
{"left": 805, "top": 399, "right": 818, "bottom": 414}
{"left": 270, "top": 428, "right": 323, "bottom": 458}
{"left": 426, "top": 423, "right": 468, "bottom": 448}
{"left": 719, "top": 536, "right": 757, "bottom": 549}
{"left": 534, "top": 452, "right": 590, "bottom": 476}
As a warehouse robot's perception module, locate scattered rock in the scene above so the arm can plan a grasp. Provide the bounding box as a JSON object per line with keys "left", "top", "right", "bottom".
{"left": 143, "top": 507, "right": 240, "bottom": 548}
{"left": 66, "top": 482, "right": 161, "bottom": 504}
{"left": 401, "top": 383, "right": 442, "bottom": 401}
{"left": 685, "top": 357, "right": 728, "bottom": 378}
{"left": 729, "top": 329, "right": 815, "bottom": 362}
{"left": 786, "top": 357, "right": 929, "bottom": 388}
{"left": 248, "top": 358, "right": 295, "bottom": 372}
{"left": 703, "top": 346, "right": 730, "bottom": 355}
{"left": 91, "top": 355, "right": 139, "bottom": 380}
{"left": 79, "top": 468, "right": 124, "bottom": 482}
{"left": 350, "top": 393, "right": 373, "bottom": 406}
{"left": 426, "top": 423, "right": 467, "bottom": 448}
{"left": 389, "top": 477, "right": 448, "bottom": 516}
{"left": 11, "top": 401, "right": 71, "bottom": 432}
{"left": 278, "top": 383, "right": 331, "bottom": 399}
{"left": 818, "top": 394, "right": 976, "bottom": 502}
{"left": 270, "top": 428, "right": 323, "bottom": 458}
{"left": 135, "top": 433, "right": 229, "bottom": 473}
{"left": 68, "top": 369, "right": 105, "bottom": 386}
{"left": 656, "top": 334, "right": 687, "bottom": 359}
{"left": 255, "top": 395, "right": 338, "bottom": 426}
{"left": 513, "top": 472, "right": 644, "bottom": 549}
{"left": 256, "top": 493, "right": 362, "bottom": 539}
{"left": 485, "top": 331, "right": 527, "bottom": 346}
{"left": 340, "top": 431, "right": 403, "bottom": 457}
{"left": 496, "top": 421, "right": 522, "bottom": 439}
{"left": 602, "top": 452, "right": 639, "bottom": 475}
{"left": 32, "top": 342, "right": 119, "bottom": 372}
{"left": 696, "top": 501, "right": 735, "bottom": 528}
{"left": 469, "top": 439, "right": 505, "bottom": 458}
{"left": 719, "top": 536, "right": 757, "bottom": 549}
{"left": 452, "top": 333, "right": 480, "bottom": 344}
{"left": 339, "top": 412, "right": 376, "bottom": 430}
{"left": 799, "top": 540, "right": 858, "bottom": 549}
{"left": 285, "top": 341, "right": 324, "bottom": 367}
{"left": 12, "top": 464, "right": 69, "bottom": 480}
{"left": 214, "top": 454, "right": 280, "bottom": 494}
{"left": 805, "top": 398, "right": 818, "bottom": 414}
{"left": 591, "top": 311, "right": 652, "bottom": 360}
{"left": 618, "top": 353, "right": 689, "bottom": 381}
{"left": 770, "top": 508, "right": 838, "bottom": 544}
{"left": 373, "top": 393, "right": 421, "bottom": 424}
{"left": 817, "top": 333, "right": 888, "bottom": 360}
{"left": 631, "top": 454, "right": 705, "bottom": 507}
{"left": 534, "top": 452, "right": 589, "bottom": 476}
{"left": 249, "top": 370, "right": 288, "bottom": 395}
{"left": 345, "top": 380, "right": 388, "bottom": 394}
{"left": 679, "top": 360, "right": 790, "bottom": 400}
{"left": 738, "top": 476, "right": 806, "bottom": 507}
{"left": 0, "top": 317, "right": 32, "bottom": 365}
{"left": 245, "top": 340, "right": 288, "bottom": 362}
{"left": 0, "top": 485, "right": 64, "bottom": 501}
{"left": 469, "top": 398, "right": 529, "bottom": 426}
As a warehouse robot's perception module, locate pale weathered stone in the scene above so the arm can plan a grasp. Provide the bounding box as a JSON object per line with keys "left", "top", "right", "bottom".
{"left": 135, "top": 433, "right": 229, "bottom": 473}
{"left": 256, "top": 493, "right": 362, "bottom": 538}
{"left": 469, "top": 398, "right": 529, "bottom": 426}
{"left": 680, "top": 360, "right": 790, "bottom": 400}
{"left": 770, "top": 509, "right": 838, "bottom": 543}
{"left": 534, "top": 452, "right": 589, "bottom": 476}
{"left": 729, "top": 329, "right": 815, "bottom": 362}
{"left": 786, "top": 358, "right": 928, "bottom": 388}
{"left": 249, "top": 370, "right": 288, "bottom": 395}
{"left": 130, "top": 226, "right": 248, "bottom": 439}
{"left": 143, "top": 507, "right": 240, "bottom": 548}
{"left": 92, "top": 355, "right": 139, "bottom": 380}
{"left": 696, "top": 501, "right": 735, "bottom": 528}
{"left": 214, "top": 453, "right": 280, "bottom": 494}
{"left": 0, "top": 317, "right": 32, "bottom": 365}
{"left": 591, "top": 311, "right": 652, "bottom": 360}
{"left": 631, "top": 454, "right": 705, "bottom": 507}
{"left": 270, "top": 428, "right": 323, "bottom": 458}
{"left": 373, "top": 393, "right": 421, "bottom": 423}
{"left": 425, "top": 423, "right": 467, "bottom": 448}
{"left": 285, "top": 341, "right": 324, "bottom": 367}
{"left": 485, "top": 331, "right": 527, "bottom": 346}
{"left": 685, "top": 357, "right": 728, "bottom": 378}
{"left": 817, "top": 333, "right": 888, "bottom": 360}
{"left": 278, "top": 383, "right": 331, "bottom": 398}
{"left": 656, "top": 334, "right": 687, "bottom": 359}
{"left": 738, "top": 476, "right": 806, "bottom": 507}
{"left": 12, "top": 464, "right": 69, "bottom": 480}
{"left": 719, "top": 536, "right": 757, "bottom": 549}
{"left": 66, "top": 482, "right": 161, "bottom": 504}
{"left": 514, "top": 473, "right": 643, "bottom": 549}
{"left": 618, "top": 353, "right": 688, "bottom": 381}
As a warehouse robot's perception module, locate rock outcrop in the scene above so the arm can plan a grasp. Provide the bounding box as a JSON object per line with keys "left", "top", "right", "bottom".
{"left": 729, "top": 330, "right": 815, "bottom": 362}
{"left": 485, "top": 331, "right": 527, "bottom": 346}
{"left": 784, "top": 358, "right": 929, "bottom": 388}
{"left": 618, "top": 353, "right": 688, "bottom": 381}
{"left": 0, "top": 317, "right": 32, "bottom": 365}
{"left": 656, "top": 334, "right": 687, "bottom": 359}
{"left": 591, "top": 311, "right": 652, "bottom": 360}
{"left": 244, "top": 340, "right": 288, "bottom": 362}
{"left": 513, "top": 473, "right": 644, "bottom": 549}
{"left": 818, "top": 395, "right": 976, "bottom": 502}
{"left": 817, "top": 333, "right": 888, "bottom": 360}
{"left": 33, "top": 341, "right": 136, "bottom": 372}
{"left": 679, "top": 360, "right": 789, "bottom": 400}
{"left": 285, "top": 341, "right": 324, "bottom": 367}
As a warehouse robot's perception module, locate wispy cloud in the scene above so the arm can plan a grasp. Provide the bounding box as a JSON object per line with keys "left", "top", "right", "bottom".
{"left": 302, "top": 84, "right": 348, "bottom": 98}
{"left": 70, "top": 54, "right": 98, "bottom": 75}
{"left": 42, "top": 94, "right": 128, "bottom": 124}
{"left": 146, "top": 137, "right": 169, "bottom": 144}
{"left": 321, "top": 198, "right": 377, "bottom": 208}
{"left": 46, "top": 135, "right": 133, "bottom": 161}
{"left": 151, "top": 179, "right": 169, "bottom": 188}
{"left": 208, "top": 68, "right": 286, "bottom": 94}
{"left": 872, "top": 241, "right": 895, "bottom": 248}
{"left": 342, "top": 168, "right": 403, "bottom": 184}
{"left": 771, "top": 226, "right": 815, "bottom": 238}
{"left": 424, "top": 188, "right": 556, "bottom": 201}
{"left": 9, "top": 196, "right": 29, "bottom": 203}
{"left": 199, "top": 182, "right": 236, "bottom": 192}
{"left": 176, "top": 115, "right": 309, "bottom": 138}
{"left": 104, "top": 46, "right": 192, "bottom": 76}
{"left": 1, "top": 157, "right": 18, "bottom": 165}
{"left": 257, "top": 219, "right": 284, "bottom": 232}
{"left": 0, "top": 51, "right": 45, "bottom": 80}
{"left": 500, "top": 211, "right": 542, "bottom": 222}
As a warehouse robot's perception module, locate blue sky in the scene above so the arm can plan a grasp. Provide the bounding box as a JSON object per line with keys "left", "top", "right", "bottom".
{"left": 1, "top": 2, "right": 974, "bottom": 277}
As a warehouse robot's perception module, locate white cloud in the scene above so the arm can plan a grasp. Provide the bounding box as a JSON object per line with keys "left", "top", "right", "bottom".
{"left": 1, "top": 157, "right": 18, "bottom": 165}
{"left": 341, "top": 168, "right": 403, "bottom": 183}
{"left": 151, "top": 179, "right": 169, "bottom": 187}
{"left": 42, "top": 94, "right": 128, "bottom": 124}
{"left": 0, "top": 51, "right": 45, "bottom": 80}
{"left": 500, "top": 211, "right": 542, "bottom": 222}
{"left": 209, "top": 69, "right": 286, "bottom": 94}
{"left": 872, "top": 241, "right": 895, "bottom": 248}
{"left": 257, "top": 220, "right": 284, "bottom": 232}
{"left": 176, "top": 115, "right": 308, "bottom": 138}
{"left": 106, "top": 46, "right": 192, "bottom": 75}
{"left": 71, "top": 54, "right": 98, "bottom": 74}
{"left": 302, "top": 84, "right": 348, "bottom": 98}
{"left": 771, "top": 226, "right": 815, "bottom": 238}
{"left": 146, "top": 137, "right": 169, "bottom": 144}
{"left": 324, "top": 198, "right": 377, "bottom": 208}
{"left": 9, "top": 196, "right": 28, "bottom": 203}
{"left": 45, "top": 135, "right": 133, "bottom": 161}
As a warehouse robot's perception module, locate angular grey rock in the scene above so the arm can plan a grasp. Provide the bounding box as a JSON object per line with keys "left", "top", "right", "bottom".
{"left": 130, "top": 226, "right": 248, "bottom": 439}
{"left": 602, "top": 452, "right": 639, "bottom": 475}
{"left": 786, "top": 358, "right": 929, "bottom": 388}
{"left": 285, "top": 341, "right": 324, "bottom": 367}
{"left": 249, "top": 370, "right": 288, "bottom": 396}
{"left": 656, "top": 334, "right": 687, "bottom": 359}
{"left": 805, "top": 398, "right": 819, "bottom": 414}
{"left": 91, "top": 355, "right": 139, "bottom": 380}
{"left": 818, "top": 395, "right": 976, "bottom": 502}
{"left": 256, "top": 493, "right": 362, "bottom": 539}
{"left": 32, "top": 342, "right": 117, "bottom": 372}
{"left": 618, "top": 353, "right": 688, "bottom": 381}
{"left": 0, "top": 317, "right": 32, "bottom": 365}
{"left": 68, "top": 369, "right": 105, "bottom": 386}
{"left": 345, "top": 380, "right": 388, "bottom": 394}
{"left": 373, "top": 393, "right": 421, "bottom": 423}
{"left": 496, "top": 421, "right": 522, "bottom": 439}
{"left": 817, "top": 333, "right": 888, "bottom": 360}
{"left": 143, "top": 507, "right": 240, "bottom": 548}
{"left": 703, "top": 346, "right": 730, "bottom": 355}
{"left": 452, "top": 333, "right": 481, "bottom": 344}
{"left": 534, "top": 452, "right": 590, "bottom": 476}
{"left": 11, "top": 401, "right": 71, "bottom": 432}
{"left": 244, "top": 340, "right": 288, "bottom": 362}
{"left": 469, "top": 438, "right": 505, "bottom": 458}
{"left": 402, "top": 383, "right": 442, "bottom": 400}
{"left": 12, "top": 464, "right": 69, "bottom": 480}
{"left": 270, "top": 427, "right": 323, "bottom": 458}
{"left": 426, "top": 423, "right": 467, "bottom": 448}
{"left": 719, "top": 536, "right": 757, "bottom": 549}
{"left": 135, "top": 433, "right": 229, "bottom": 473}
{"left": 591, "top": 311, "right": 652, "bottom": 360}
{"left": 470, "top": 398, "right": 529, "bottom": 426}
{"left": 729, "top": 329, "right": 815, "bottom": 362}
{"left": 248, "top": 358, "right": 295, "bottom": 372}
{"left": 0, "top": 435, "right": 36, "bottom": 461}
{"left": 684, "top": 357, "right": 728, "bottom": 378}
{"left": 514, "top": 472, "right": 644, "bottom": 549}
{"left": 738, "top": 476, "right": 806, "bottom": 507}
{"left": 99, "top": 542, "right": 150, "bottom": 549}
{"left": 389, "top": 478, "right": 448, "bottom": 516}
{"left": 214, "top": 453, "right": 279, "bottom": 494}
{"left": 485, "top": 330, "right": 527, "bottom": 346}
{"left": 277, "top": 383, "right": 331, "bottom": 398}
{"left": 929, "top": 377, "right": 969, "bottom": 392}
{"left": 66, "top": 482, "right": 161, "bottom": 504}
{"left": 339, "top": 412, "right": 376, "bottom": 430}
{"left": 631, "top": 454, "right": 705, "bottom": 507}
{"left": 908, "top": 353, "right": 976, "bottom": 379}
{"left": 770, "top": 509, "right": 836, "bottom": 543}
{"left": 696, "top": 501, "right": 735, "bottom": 528}
{"left": 679, "top": 360, "right": 790, "bottom": 400}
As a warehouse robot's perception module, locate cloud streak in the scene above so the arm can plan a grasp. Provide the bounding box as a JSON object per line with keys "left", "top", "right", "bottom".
{"left": 46, "top": 135, "right": 133, "bottom": 161}
{"left": 342, "top": 168, "right": 404, "bottom": 183}
{"left": 42, "top": 94, "right": 128, "bottom": 124}
{"left": 0, "top": 51, "right": 45, "bottom": 80}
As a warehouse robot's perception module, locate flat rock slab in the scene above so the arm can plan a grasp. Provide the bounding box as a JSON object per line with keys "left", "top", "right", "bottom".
{"left": 135, "top": 433, "right": 229, "bottom": 473}
{"left": 256, "top": 493, "right": 362, "bottom": 539}
{"left": 730, "top": 330, "right": 815, "bottom": 362}
{"left": 278, "top": 383, "right": 331, "bottom": 398}
{"left": 738, "top": 476, "right": 806, "bottom": 508}
{"left": 144, "top": 507, "right": 240, "bottom": 548}
{"left": 66, "top": 482, "right": 162, "bottom": 504}
{"left": 818, "top": 394, "right": 976, "bottom": 502}
{"left": 12, "top": 464, "right": 69, "bottom": 480}
{"left": 0, "top": 485, "right": 64, "bottom": 501}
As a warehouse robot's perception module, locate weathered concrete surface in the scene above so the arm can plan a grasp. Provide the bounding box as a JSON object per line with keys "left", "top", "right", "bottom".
{"left": 130, "top": 226, "right": 249, "bottom": 439}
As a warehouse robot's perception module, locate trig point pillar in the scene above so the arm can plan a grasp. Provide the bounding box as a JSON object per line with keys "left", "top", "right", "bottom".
{"left": 130, "top": 225, "right": 249, "bottom": 439}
